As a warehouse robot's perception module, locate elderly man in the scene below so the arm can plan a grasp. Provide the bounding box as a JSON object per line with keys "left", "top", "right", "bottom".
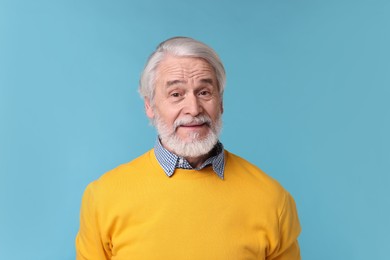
{"left": 76, "top": 37, "right": 301, "bottom": 259}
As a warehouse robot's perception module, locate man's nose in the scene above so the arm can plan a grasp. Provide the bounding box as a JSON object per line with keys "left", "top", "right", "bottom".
{"left": 183, "top": 93, "right": 202, "bottom": 116}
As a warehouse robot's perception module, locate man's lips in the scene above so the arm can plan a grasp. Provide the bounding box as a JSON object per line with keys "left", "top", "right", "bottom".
{"left": 178, "top": 123, "right": 208, "bottom": 129}
{"left": 178, "top": 122, "right": 209, "bottom": 130}
{"left": 173, "top": 116, "right": 212, "bottom": 131}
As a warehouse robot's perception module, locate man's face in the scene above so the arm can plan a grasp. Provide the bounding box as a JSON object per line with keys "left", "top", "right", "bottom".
{"left": 145, "top": 55, "right": 223, "bottom": 158}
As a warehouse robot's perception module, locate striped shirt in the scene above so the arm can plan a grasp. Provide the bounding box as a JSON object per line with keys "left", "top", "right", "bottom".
{"left": 154, "top": 138, "right": 225, "bottom": 179}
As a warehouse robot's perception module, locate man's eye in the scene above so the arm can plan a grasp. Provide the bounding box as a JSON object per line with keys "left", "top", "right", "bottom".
{"left": 199, "top": 91, "right": 210, "bottom": 96}
{"left": 171, "top": 93, "right": 180, "bottom": 97}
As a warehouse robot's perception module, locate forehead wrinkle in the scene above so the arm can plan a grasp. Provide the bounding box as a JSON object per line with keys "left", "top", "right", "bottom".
{"left": 157, "top": 57, "right": 216, "bottom": 87}
{"left": 187, "top": 67, "right": 214, "bottom": 80}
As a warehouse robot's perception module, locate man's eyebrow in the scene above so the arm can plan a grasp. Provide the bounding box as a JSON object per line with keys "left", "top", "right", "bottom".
{"left": 166, "top": 80, "right": 186, "bottom": 87}
{"left": 200, "top": 78, "right": 214, "bottom": 85}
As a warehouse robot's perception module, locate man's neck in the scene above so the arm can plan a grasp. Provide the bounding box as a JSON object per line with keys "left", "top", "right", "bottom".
{"left": 154, "top": 138, "right": 225, "bottom": 179}
{"left": 160, "top": 139, "right": 218, "bottom": 168}
{"left": 184, "top": 154, "right": 210, "bottom": 168}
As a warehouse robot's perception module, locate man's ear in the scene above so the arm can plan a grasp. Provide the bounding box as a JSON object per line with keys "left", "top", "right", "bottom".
{"left": 220, "top": 101, "right": 224, "bottom": 114}
{"left": 144, "top": 98, "right": 155, "bottom": 119}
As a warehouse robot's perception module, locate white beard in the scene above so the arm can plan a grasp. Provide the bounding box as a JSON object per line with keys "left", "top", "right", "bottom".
{"left": 152, "top": 113, "right": 222, "bottom": 158}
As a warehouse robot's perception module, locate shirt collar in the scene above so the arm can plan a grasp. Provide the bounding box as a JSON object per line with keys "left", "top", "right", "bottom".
{"left": 154, "top": 138, "right": 225, "bottom": 179}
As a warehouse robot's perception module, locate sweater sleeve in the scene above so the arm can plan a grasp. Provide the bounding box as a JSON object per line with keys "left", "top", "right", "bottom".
{"left": 268, "top": 192, "right": 301, "bottom": 260}
{"left": 75, "top": 183, "right": 111, "bottom": 260}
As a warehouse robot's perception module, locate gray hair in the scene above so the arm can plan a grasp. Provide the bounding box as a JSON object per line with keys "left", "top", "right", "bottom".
{"left": 139, "top": 37, "right": 226, "bottom": 102}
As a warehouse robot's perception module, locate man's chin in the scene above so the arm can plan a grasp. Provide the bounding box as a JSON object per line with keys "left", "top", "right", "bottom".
{"left": 176, "top": 130, "right": 209, "bottom": 142}
{"left": 179, "top": 137, "right": 206, "bottom": 144}
{"left": 174, "top": 138, "right": 217, "bottom": 158}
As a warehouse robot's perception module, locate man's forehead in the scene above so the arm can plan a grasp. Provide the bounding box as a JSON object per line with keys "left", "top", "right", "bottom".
{"left": 156, "top": 56, "right": 216, "bottom": 83}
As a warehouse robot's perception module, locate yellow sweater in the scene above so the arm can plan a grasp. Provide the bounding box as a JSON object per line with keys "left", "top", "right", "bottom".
{"left": 76, "top": 149, "right": 301, "bottom": 260}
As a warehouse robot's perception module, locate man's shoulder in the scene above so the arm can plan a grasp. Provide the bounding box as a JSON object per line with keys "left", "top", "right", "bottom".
{"left": 111, "top": 149, "right": 155, "bottom": 174}
{"left": 224, "top": 150, "right": 287, "bottom": 195}
{"left": 89, "top": 149, "right": 156, "bottom": 189}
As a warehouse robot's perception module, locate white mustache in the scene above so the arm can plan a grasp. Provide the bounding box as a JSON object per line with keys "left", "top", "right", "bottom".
{"left": 173, "top": 115, "right": 212, "bottom": 130}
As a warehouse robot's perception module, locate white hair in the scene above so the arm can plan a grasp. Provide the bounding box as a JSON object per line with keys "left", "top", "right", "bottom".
{"left": 139, "top": 36, "right": 226, "bottom": 102}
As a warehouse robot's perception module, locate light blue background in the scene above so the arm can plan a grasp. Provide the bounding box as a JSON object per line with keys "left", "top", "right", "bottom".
{"left": 1, "top": 0, "right": 389, "bottom": 259}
